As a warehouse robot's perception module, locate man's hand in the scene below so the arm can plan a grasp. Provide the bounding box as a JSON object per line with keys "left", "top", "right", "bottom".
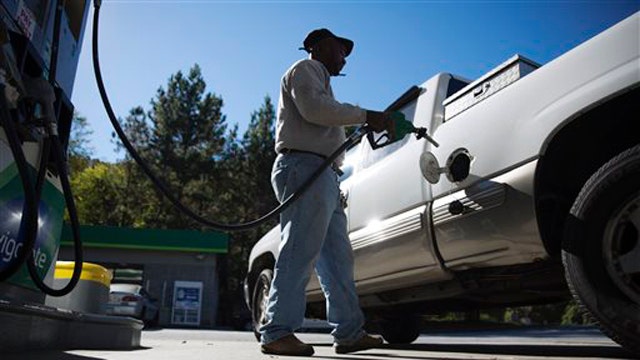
{"left": 365, "top": 110, "right": 396, "bottom": 140}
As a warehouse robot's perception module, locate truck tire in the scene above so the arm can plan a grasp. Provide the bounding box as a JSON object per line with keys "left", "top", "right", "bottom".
{"left": 380, "top": 315, "right": 420, "bottom": 344}
{"left": 562, "top": 144, "right": 640, "bottom": 355}
{"left": 251, "top": 268, "right": 273, "bottom": 341}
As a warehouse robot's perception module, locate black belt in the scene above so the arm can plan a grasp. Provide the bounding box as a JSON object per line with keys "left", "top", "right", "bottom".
{"left": 279, "top": 148, "right": 327, "bottom": 159}
{"left": 279, "top": 148, "right": 343, "bottom": 176}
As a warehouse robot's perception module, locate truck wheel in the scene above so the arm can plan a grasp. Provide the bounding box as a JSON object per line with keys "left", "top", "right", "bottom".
{"left": 251, "top": 268, "right": 273, "bottom": 341}
{"left": 562, "top": 144, "right": 640, "bottom": 354}
{"left": 380, "top": 315, "right": 420, "bottom": 344}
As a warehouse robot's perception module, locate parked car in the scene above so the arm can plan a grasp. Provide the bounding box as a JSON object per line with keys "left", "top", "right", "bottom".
{"left": 106, "top": 283, "right": 159, "bottom": 327}
{"left": 244, "top": 13, "right": 640, "bottom": 354}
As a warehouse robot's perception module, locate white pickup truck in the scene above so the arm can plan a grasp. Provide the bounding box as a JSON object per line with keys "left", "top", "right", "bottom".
{"left": 244, "top": 12, "right": 639, "bottom": 353}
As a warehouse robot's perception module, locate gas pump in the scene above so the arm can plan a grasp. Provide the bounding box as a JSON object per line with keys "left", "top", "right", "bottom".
{"left": 0, "top": 0, "right": 90, "bottom": 302}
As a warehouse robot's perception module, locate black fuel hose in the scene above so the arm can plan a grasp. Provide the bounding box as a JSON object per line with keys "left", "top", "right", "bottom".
{"left": 92, "top": 1, "right": 369, "bottom": 232}
{"left": 23, "top": 0, "right": 84, "bottom": 297}
{"left": 0, "top": 85, "right": 39, "bottom": 281}
{"left": 25, "top": 127, "right": 83, "bottom": 296}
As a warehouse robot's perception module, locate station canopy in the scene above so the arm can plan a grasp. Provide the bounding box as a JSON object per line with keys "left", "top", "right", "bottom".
{"left": 60, "top": 224, "right": 228, "bottom": 254}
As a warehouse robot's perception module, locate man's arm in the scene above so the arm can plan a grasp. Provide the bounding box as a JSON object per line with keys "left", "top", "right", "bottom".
{"left": 289, "top": 61, "right": 365, "bottom": 126}
{"left": 290, "top": 61, "right": 395, "bottom": 136}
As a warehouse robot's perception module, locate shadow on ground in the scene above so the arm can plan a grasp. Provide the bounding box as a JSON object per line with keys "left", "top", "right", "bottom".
{"left": 305, "top": 342, "right": 639, "bottom": 360}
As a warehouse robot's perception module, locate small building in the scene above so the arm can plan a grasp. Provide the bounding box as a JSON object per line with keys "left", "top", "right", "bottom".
{"left": 58, "top": 225, "right": 228, "bottom": 328}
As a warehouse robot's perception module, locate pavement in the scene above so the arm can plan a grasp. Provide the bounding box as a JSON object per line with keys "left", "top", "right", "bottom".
{"left": 3, "top": 326, "right": 638, "bottom": 360}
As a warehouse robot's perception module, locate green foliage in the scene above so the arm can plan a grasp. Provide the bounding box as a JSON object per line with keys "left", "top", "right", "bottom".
{"left": 239, "top": 95, "right": 278, "bottom": 223}
{"left": 502, "top": 300, "right": 593, "bottom": 326}
{"left": 68, "top": 64, "right": 278, "bottom": 326}
{"left": 68, "top": 112, "right": 94, "bottom": 175}
{"left": 561, "top": 299, "right": 592, "bottom": 325}
{"left": 68, "top": 112, "right": 94, "bottom": 159}
{"left": 112, "top": 64, "right": 230, "bottom": 230}
{"left": 423, "top": 301, "right": 593, "bottom": 328}
{"left": 149, "top": 64, "right": 226, "bottom": 180}
{"left": 70, "top": 162, "right": 133, "bottom": 226}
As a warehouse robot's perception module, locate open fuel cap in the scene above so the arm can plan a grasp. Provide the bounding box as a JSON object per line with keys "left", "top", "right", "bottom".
{"left": 420, "top": 152, "right": 443, "bottom": 184}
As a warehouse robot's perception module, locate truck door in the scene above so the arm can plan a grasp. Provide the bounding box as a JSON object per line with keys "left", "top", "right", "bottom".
{"left": 346, "top": 83, "right": 449, "bottom": 294}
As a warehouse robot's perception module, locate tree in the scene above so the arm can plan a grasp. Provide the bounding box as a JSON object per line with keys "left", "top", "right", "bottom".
{"left": 238, "top": 95, "right": 278, "bottom": 224}
{"left": 70, "top": 162, "right": 136, "bottom": 226}
{"left": 117, "top": 64, "right": 230, "bottom": 230}
{"left": 219, "top": 96, "right": 279, "bottom": 325}
{"left": 68, "top": 65, "right": 279, "bottom": 327}
{"left": 67, "top": 112, "right": 94, "bottom": 175}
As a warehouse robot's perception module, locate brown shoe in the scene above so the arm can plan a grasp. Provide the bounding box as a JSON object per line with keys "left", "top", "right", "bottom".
{"left": 261, "top": 334, "right": 314, "bottom": 356}
{"left": 334, "top": 333, "right": 383, "bottom": 354}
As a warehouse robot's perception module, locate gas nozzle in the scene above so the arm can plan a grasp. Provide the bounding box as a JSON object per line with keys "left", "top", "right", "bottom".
{"left": 366, "top": 111, "right": 439, "bottom": 149}
{"left": 413, "top": 123, "right": 439, "bottom": 148}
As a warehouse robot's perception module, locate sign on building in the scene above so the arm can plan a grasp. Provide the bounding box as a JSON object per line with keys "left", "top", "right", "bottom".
{"left": 172, "top": 281, "right": 203, "bottom": 326}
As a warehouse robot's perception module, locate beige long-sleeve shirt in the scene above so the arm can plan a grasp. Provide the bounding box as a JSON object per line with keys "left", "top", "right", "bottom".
{"left": 274, "top": 58, "right": 366, "bottom": 166}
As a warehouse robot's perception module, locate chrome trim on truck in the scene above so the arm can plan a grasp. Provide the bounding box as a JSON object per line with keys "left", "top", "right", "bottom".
{"left": 432, "top": 183, "right": 507, "bottom": 226}
{"left": 350, "top": 205, "right": 426, "bottom": 251}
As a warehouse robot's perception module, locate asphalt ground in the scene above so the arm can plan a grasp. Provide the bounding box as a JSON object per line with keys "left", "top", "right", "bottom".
{"left": 5, "top": 326, "right": 639, "bottom": 360}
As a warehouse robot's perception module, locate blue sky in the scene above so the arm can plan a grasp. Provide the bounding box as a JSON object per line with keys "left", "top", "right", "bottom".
{"left": 70, "top": 1, "right": 639, "bottom": 163}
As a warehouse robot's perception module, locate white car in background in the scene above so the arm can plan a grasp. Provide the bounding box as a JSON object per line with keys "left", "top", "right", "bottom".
{"left": 106, "top": 283, "right": 159, "bottom": 327}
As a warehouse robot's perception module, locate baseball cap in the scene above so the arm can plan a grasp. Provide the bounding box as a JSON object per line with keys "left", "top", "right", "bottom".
{"left": 300, "top": 28, "right": 354, "bottom": 56}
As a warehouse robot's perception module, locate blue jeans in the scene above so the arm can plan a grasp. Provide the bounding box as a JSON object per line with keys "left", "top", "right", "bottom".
{"left": 260, "top": 152, "right": 365, "bottom": 345}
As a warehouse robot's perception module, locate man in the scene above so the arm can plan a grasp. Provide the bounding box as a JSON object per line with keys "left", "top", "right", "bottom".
{"left": 259, "top": 28, "right": 394, "bottom": 356}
